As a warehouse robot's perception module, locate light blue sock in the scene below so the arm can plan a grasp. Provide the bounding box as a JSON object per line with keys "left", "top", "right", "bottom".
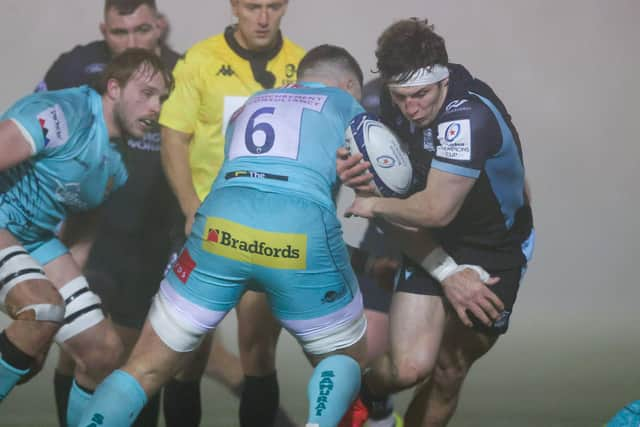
{"left": 76, "top": 370, "right": 147, "bottom": 427}
{"left": 66, "top": 379, "right": 92, "bottom": 427}
{"left": 307, "top": 354, "right": 361, "bottom": 427}
{"left": 0, "top": 357, "right": 29, "bottom": 402}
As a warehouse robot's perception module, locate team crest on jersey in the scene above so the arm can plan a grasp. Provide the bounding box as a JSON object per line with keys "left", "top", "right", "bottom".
{"left": 37, "top": 104, "right": 69, "bottom": 148}
{"left": 285, "top": 63, "right": 296, "bottom": 79}
{"left": 437, "top": 119, "right": 471, "bottom": 161}
{"left": 202, "top": 217, "right": 306, "bottom": 269}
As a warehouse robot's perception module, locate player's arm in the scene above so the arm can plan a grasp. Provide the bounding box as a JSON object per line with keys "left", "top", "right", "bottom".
{"left": 59, "top": 209, "right": 101, "bottom": 270}
{"left": 160, "top": 126, "right": 200, "bottom": 233}
{"left": 0, "top": 120, "right": 35, "bottom": 171}
{"left": 346, "top": 169, "right": 475, "bottom": 228}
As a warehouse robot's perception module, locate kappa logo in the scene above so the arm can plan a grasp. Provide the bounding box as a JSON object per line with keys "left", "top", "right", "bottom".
{"left": 202, "top": 218, "right": 307, "bottom": 269}
{"left": 217, "top": 64, "right": 235, "bottom": 77}
{"left": 314, "top": 370, "right": 335, "bottom": 416}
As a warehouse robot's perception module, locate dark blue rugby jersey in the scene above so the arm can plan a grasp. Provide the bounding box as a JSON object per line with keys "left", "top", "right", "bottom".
{"left": 381, "top": 64, "right": 533, "bottom": 268}
{"left": 37, "top": 41, "right": 183, "bottom": 272}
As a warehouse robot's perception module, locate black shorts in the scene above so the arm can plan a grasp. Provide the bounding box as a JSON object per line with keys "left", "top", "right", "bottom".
{"left": 359, "top": 274, "right": 393, "bottom": 313}
{"left": 397, "top": 257, "right": 525, "bottom": 335}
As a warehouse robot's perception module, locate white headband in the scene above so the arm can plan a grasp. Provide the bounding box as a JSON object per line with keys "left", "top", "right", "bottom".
{"left": 387, "top": 65, "right": 449, "bottom": 88}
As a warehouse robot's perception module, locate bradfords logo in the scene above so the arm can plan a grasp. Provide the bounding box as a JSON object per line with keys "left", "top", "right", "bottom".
{"left": 314, "top": 370, "right": 335, "bottom": 416}
{"left": 37, "top": 104, "right": 69, "bottom": 148}
{"left": 202, "top": 217, "right": 306, "bottom": 270}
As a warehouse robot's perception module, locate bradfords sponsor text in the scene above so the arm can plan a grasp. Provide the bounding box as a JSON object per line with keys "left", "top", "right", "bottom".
{"left": 202, "top": 217, "right": 306, "bottom": 270}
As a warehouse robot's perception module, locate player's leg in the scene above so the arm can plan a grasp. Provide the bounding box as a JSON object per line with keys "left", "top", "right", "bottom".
{"left": 363, "top": 291, "right": 446, "bottom": 401}
{"left": 236, "top": 290, "right": 295, "bottom": 427}
{"left": 0, "top": 231, "right": 65, "bottom": 402}
{"left": 53, "top": 349, "right": 75, "bottom": 426}
{"left": 403, "top": 265, "right": 523, "bottom": 427}
{"left": 403, "top": 318, "right": 496, "bottom": 427}
{"left": 163, "top": 332, "right": 212, "bottom": 427}
{"left": 44, "top": 254, "right": 124, "bottom": 426}
{"left": 204, "top": 329, "right": 244, "bottom": 396}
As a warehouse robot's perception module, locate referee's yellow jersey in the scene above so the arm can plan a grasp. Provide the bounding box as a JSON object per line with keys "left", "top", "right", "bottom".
{"left": 159, "top": 29, "right": 305, "bottom": 201}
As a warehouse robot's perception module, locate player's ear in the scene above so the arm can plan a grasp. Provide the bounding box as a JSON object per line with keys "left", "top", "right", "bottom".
{"left": 106, "top": 78, "right": 122, "bottom": 100}
{"left": 230, "top": 0, "right": 239, "bottom": 18}
{"left": 100, "top": 22, "right": 107, "bottom": 38}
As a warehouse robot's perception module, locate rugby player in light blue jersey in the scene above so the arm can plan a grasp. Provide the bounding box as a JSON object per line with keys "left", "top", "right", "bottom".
{"left": 0, "top": 48, "right": 171, "bottom": 417}
{"left": 78, "top": 45, "right": 368, "bottom": 427}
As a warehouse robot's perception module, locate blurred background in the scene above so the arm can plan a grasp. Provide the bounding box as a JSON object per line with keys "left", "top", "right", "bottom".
{"left": 1, "top": 0, "right": 639, "bottom": 425}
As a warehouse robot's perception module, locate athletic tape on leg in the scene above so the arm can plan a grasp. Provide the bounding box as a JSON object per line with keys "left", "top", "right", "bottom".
{"left": 0, "top": 245, "right": 48, "bottom": 304}
{"left": 148, "top": 290, "right": 207, "bottom": 352}
{"left": 55, "top": 276, "right": 104, "bottom": 343}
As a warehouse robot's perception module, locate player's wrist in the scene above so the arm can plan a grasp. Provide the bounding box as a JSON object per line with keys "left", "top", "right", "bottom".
{"left": 421, "top": 246, "right": 458, "bottom": 283}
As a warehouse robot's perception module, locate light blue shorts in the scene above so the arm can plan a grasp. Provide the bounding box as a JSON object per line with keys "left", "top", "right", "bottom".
{"left": 164, "top": 186, "right": 362, "bottom": 326}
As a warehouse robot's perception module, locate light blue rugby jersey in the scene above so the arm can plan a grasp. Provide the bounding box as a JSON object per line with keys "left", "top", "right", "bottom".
{"left": 212, "top": 82, "right": 364, "bottom": 209}
{"left": 0, "top": 85, "right": 128, "bottom": 244}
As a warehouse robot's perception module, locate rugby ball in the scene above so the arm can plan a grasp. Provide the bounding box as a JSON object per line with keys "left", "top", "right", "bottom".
{"left": 345, "top": 112, "right": 413, "bottom": 198}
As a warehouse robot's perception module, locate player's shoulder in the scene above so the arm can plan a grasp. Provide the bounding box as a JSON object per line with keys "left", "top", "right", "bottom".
{"left": 182, "top": 33, "right": 227, "bottom": 64}
{"left": 51, "top": 40, "right": 109, "bottom": 71}
{"left": 280, "top": 36, "right": 306, "bottom": 59}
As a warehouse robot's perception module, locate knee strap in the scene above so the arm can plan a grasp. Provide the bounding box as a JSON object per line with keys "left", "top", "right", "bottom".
{"left": 0, "top": 245, "right": 48, "bottom": 304}
{"left": 55, "top": 276, "right": 104, "bottom": 343}
{"left": 0, "top": 245, "right": 64, "bottom": 322}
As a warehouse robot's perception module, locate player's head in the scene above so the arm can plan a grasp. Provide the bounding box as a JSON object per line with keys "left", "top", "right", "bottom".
{"left": 297, "top": 44, "right": 364, "bottom": 101}
{"left": 230, "top": 0, "right": 288, "bottom": 51}
{"left": 376, "top": 18, "right": 449, "bottom": 127}
{"left": 101, "top": 0, "right": 163, "bottom": 56}
{"left": 98, "top": 48, "right": 173, "bottom": 139}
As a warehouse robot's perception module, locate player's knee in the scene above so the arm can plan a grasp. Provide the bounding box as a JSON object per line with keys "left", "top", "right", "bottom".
{"left": 1, "top": 245, "right": 65, "bottom": 326}
{"left": 432, "top": 362, "right": 468, "bottom": 397}
{"left": 84, "top": 340, "right": 124, "bottom": 381}
{"left": 391, "top": 354, "right": 435, "bottom": 388}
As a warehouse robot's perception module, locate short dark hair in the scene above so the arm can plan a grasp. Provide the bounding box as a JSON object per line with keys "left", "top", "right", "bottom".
{"left": 376, "top": 18, "right": 448, "bottom": 83}
{"left": 96, "top": 48, "right": 173, "bottom": 94}
{"left": 298, "top": 44, "right": 364, "bottom": 87}
{"left": 104, "top": 0, "right": 157, "bottom": 16}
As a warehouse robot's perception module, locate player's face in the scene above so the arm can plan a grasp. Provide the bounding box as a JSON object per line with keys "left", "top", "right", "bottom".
{"left": 113, "top": 66, "right": 168, "bottom": 138}
{"left": 101, "top": 5, "right": 162, "bottom": 56}
{"left": 231, "top": 0, "right": 288, "bottom": 51}
{"left": 389, "top": 79, "right": 449, "bottom": 128}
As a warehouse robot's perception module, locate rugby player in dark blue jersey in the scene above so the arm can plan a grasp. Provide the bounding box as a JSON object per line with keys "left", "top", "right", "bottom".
{"left": 338, "top": 18, "right": 534, "bottom": 426}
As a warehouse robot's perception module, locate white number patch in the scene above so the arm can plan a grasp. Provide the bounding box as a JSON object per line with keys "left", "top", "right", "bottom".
{"left": 228, "top": 93, "right": 327, "bottom": 160}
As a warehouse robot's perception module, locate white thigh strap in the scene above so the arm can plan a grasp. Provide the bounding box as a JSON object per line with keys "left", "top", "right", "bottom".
{"left": 148, "top": 289, "right": 208, "bottom": 353}
{"left": 0, "top": 245, "right": 47, "bottom": 304}
{"left": 54, "top": 276, "right": 104, "bottom": 343}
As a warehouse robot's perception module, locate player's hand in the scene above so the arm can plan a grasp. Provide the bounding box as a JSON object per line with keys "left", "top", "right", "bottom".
{"left": 441, "top": 267, "right": 503, "bottom": 327}
{"left": 336, "top": 147, "right": 376, "bottom": 193}
{"left": 345, "top": 194, "right": 379, "bottom": 219}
